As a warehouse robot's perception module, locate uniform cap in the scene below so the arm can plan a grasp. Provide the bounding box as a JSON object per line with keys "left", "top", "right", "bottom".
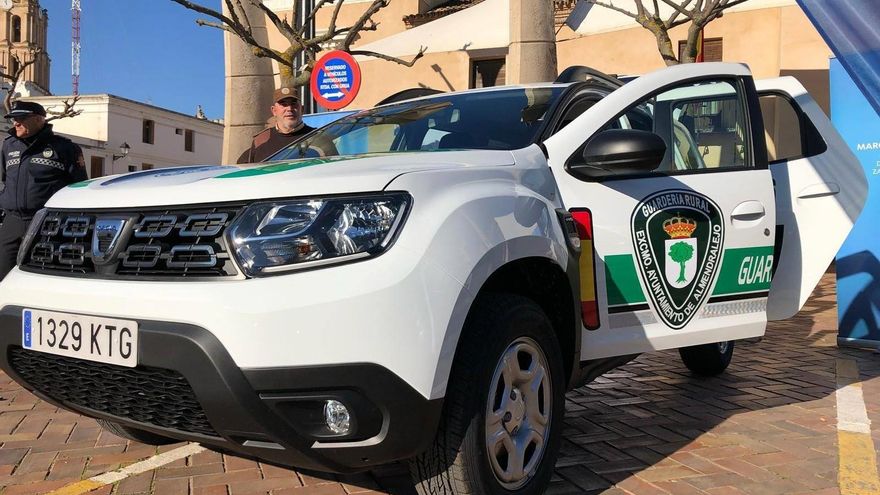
{"left": 273, "top": 87, "right": 300, "bottom": 104}
{"left": 4, "top": 101, "right": 46, "bottom": 119}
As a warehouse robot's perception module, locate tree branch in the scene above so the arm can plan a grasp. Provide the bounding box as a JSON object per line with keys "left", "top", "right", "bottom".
{"left": 195, "top": 19, "right": 237, "bottom": 33}
{"left": 704, "top": 0, "right": 749, "bottom": 23}
{"left": 46, "top": 96, "right": 83, "bottom": 123}
{"left": 633, "top": 0, "right": 646, "bottom": 18}
{"left": 584, "top": 0, "right": 640, "bottom": 21}
{"left": 341, "top": 0, "right": 388, "bottom": 49}
{"left": 224, "top": 0, "right": 250, "bottom": 32}
{"left": 659, "top": 0, "right": 693, "bottom": 22}
{"left": 348, "top": 46, "right": 427, "bottom": 67}
{"left": 2, "top": 49, "right": 41, "bottom": 114}
{"left": 246, "top": 0, "right": 303, "bottom": 47}
{"left": 178, "top": 0, "right": 297, "bottom": 71}
{"left": 172, "top": 0, "right": 422, "bottom": 88}
{"left": 304, "top": 0, "right": 338, "bottom": 35}
{"left": 195, "top": 19, "right": 291, "bottom": 68}
{"left": 326, "top": 0, "right": 347, "bottom": 38}
{"left": 170, "top": 0, "right": 239, "bottom": 28}
{"left": 665, "top": 0, "right": 694, "bottom": 26}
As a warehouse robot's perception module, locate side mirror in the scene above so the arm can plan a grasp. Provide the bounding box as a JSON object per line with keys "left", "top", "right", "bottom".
{"left": 568, "top": 129, "right": 666, "bottom": 179}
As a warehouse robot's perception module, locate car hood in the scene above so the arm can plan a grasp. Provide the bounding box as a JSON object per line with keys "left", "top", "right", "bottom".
{"left": 48, "top": 150, "right": 516, "bottom": 209}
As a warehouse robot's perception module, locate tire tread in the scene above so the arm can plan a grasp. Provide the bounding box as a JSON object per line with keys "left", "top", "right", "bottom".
{"left": 410, "top": 293, "right": 558, "bottom": 495}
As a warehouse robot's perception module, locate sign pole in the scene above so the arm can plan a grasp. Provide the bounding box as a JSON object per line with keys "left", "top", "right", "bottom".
{"left": 297, "top": 0, "right": 317, "bottom": 114}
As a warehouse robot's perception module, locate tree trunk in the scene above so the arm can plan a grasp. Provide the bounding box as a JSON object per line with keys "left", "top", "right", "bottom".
{"left": 653, "top": 27, "right": 680, "bottom": 66}
{"left": 643, "top": 22, "right": 679, "bottom": 67}
{"left": 680, "top": 23, "right": 702, "bottom": 64}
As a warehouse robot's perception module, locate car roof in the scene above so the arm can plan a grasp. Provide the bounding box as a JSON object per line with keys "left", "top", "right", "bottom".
{"left": 368, "top": 82, "right": 576, "bottom": 109}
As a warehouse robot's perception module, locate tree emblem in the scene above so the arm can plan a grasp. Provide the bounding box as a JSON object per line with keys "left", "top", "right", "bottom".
{"left": 669, "top": 241, "right": 695, "bottom": 283}
{"left": 631, "top": 192, "right": 724, "bottom": 330}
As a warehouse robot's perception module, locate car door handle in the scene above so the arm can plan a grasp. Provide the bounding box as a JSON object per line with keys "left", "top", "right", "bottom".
{"left": 731, "top": 201, "right": 766, "bottom": 221}
{"left": 797, "top": 182, "right": 840, "bottom": 199}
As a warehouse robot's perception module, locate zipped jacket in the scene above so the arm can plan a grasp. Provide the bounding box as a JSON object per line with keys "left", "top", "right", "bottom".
{"left": 0, "top": 124, "right": 87, "bottom": 216}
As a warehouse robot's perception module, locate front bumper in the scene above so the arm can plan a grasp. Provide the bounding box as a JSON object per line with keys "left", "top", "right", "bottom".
{"left": 0, "top": 307, "right": 443, "bottom": 472}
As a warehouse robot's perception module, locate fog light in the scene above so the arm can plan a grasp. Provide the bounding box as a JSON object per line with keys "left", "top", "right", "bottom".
{"left": 324, "top": 400, "right": 351, "bottom": 435}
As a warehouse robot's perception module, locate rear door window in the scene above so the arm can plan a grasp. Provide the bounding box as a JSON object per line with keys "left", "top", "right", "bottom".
{"left": 759, "top": 93, "right": 827, "bottom": 163}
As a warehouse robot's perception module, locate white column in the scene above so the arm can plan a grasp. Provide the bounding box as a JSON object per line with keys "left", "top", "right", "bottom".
{"left": 506, "top": 0, "right": 557, "bottom": 84}
{"left": 222, "top": 1, "right": 275, "bottom": 164}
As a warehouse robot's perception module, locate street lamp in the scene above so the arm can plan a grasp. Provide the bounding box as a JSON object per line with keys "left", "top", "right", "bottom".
{"left": 112, "top": 142, "right": 130, "bottom": 161}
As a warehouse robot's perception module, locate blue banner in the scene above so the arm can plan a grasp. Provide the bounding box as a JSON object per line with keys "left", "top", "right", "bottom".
{"left": 831, "top": 58, "right": 880, "bottom": 348}
{"left": 797, "top": 0, "right": 880, "bottom": 117}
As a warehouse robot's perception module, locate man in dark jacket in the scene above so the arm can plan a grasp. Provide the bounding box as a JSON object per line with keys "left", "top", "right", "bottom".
{"left": 237, "top": 87, "right": 314, "bottom": 164}
{"left": 0, "top": 101, "right": 87, "bottom": 280}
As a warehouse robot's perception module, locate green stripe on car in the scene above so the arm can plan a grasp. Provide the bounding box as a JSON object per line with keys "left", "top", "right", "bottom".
{"left": 603, "top": 246, "right": 774, "bottom": 309}
{"left": 711, "top": 246, "right": 774, "bottom": 295}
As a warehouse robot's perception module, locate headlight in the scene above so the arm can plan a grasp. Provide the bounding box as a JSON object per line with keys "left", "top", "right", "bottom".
{"left": 16, "top": 208, "right": 48, "bottom": 266}
{"left": 227, "top": 193, "right": 410, "bottom": 276}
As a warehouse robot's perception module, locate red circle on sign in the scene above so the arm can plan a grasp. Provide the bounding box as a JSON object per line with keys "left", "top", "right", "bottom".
{"left": 311, "top": 50, "right": 361, "bottom": 110}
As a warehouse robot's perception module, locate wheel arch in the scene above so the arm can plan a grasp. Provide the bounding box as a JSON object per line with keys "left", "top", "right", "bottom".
{"left": 429, "top": 241, "right": 581, "bottom": 399}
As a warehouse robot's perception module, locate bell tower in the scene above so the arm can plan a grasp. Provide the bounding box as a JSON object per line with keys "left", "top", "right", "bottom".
{"left": 0, "top": 0, "right": 49, "bottom": 92}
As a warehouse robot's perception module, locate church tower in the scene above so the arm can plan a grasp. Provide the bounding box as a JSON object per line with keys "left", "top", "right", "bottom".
{"left": 0, "top": 0, "right": 49, "bottom": 92}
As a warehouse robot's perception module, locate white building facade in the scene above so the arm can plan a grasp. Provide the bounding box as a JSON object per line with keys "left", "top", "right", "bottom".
{"left": 19, "top": 94, "right": 223, "bottom": 178}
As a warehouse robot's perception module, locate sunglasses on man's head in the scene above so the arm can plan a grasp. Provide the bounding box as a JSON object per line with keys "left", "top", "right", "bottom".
{"left": 8, "top": 114, "right": 36, "bottom": 123}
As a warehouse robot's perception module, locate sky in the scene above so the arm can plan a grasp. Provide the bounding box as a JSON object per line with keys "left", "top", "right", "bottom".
{"left": 42, "top": 0, "right": 225, "bottom": 119}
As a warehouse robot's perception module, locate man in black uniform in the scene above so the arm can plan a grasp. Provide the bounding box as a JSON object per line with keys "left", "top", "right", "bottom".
{"left": 0, "top": 101, "right": 87, "bottom": 280}
{"left": 237, "top": 87, "right": 314, "bottom": 163}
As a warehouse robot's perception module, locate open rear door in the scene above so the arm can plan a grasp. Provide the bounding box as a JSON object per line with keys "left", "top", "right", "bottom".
{"left": 757, "top": 77, "right": 868, "bottom": 320}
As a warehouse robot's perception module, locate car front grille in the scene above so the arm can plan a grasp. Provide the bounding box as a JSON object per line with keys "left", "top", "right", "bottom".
{"left": 9, "top": 347, "right": 219, "bottom": 438}
{"left": 21, "top": 205, "right": 243, "bottom": 279}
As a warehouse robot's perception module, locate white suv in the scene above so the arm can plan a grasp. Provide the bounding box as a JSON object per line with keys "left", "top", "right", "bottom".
{"left": 0, "top": 63, "right": 865, "bottom": 494}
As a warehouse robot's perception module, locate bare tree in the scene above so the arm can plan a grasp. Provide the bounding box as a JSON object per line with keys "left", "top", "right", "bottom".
{"left": 171, "top": 0, "right": 426, "bottom": 88}
{"left": 584, "top": 0, "right": 750, "bottom": 65}
{"left": 0, "top": 48, "right": 81, "bottom": 121}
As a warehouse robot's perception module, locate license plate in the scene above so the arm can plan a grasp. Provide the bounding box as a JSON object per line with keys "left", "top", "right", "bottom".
{"left": 22, "top": 309, "right": 138, "bottom": 367}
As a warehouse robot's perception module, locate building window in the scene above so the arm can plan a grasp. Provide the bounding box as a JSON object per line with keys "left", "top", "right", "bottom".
{"left": 142, "top": 163, "right": 154, "bottom": 170}
{"left": 142, "top": 119, "right": 154, "bottom": 144}
{"left": 89, "top": 156, "right": 104, "bottom": 178}
{"left": 184, "top": 129, "right": 194, "bottom": 152}
{"left": 470, "top": 59, "right": 506, "bottom": 88}
{"left": 175, "top": 128, "right": 183, "bottom": 135}
{"left": 128, "top": 165, "right": 137, "bottom": 172}
{"left": 9, "top": 57, "right": 19, "bottom": 76}
{"left": 678, "top": 37, "right": 722, "bottom": 62}
{"left": 11, "top": 16, "right": 21, "bottom": 43}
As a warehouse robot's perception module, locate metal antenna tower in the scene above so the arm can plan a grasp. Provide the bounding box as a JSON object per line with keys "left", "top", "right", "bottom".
{"left": 72, "top": 0, "right": 81, "bottom": 95}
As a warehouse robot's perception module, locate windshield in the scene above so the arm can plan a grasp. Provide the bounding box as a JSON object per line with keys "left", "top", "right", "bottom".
{"left": 270, "top": 86, "right": 565, "bottom": 160}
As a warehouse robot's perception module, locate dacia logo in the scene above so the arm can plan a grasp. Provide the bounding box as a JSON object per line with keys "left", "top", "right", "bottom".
{"left": 92, "top": 218, "right": 128, "bottom": 264}
{"left": 631, "top": 190, "right": 724, "bottom": 329}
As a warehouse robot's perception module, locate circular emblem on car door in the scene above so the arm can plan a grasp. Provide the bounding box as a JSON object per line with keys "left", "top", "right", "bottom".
{"left": 631, "top": 190, "right": 724, "bottom": 329}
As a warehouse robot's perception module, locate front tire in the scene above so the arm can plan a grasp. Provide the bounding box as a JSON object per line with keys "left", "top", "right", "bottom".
{"left": 409, "top": 294, "right": 564, "bottom": 495}
{"left": 678, "top": 340, "right": 735, "bottom": 376}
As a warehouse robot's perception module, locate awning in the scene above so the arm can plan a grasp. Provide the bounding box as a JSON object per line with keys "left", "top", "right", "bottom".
{"left": 355, "top": 0, "right": 509, "bottom": 59}
{"left": 570, "top": 0, "right": 795, "bottom": 35}
{"left": 355, "top": 0, "right": 798, "bottom": 60}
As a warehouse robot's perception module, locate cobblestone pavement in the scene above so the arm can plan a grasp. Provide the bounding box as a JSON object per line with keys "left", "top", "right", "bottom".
{"left": 0, "top": 272, "right": 877, "bottom": 494}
